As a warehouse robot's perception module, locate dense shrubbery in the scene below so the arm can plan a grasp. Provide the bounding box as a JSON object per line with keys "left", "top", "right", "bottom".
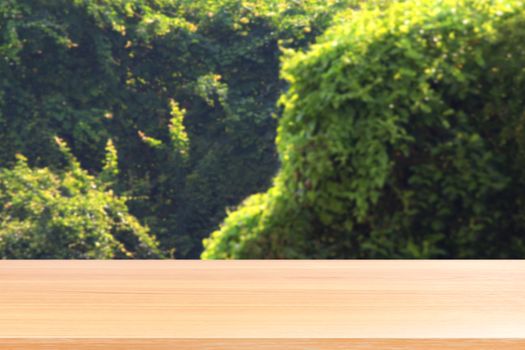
{"left": 0, "top": 139, "right": 161, "bottom": 258}
{"left": 203, "top": 0, "right": 525, "bottom": 258}
{"left": 4, "top": 0, "right": 525, "bottom": 259}
{"left": 0, "top": 0, "right": 353, "bottom": 257}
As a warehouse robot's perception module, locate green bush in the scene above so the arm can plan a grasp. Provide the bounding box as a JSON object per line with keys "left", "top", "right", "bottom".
{"left": 0, "top": 139, "right": 161, "bottom": 258}
{"left": 203, "top": 0, "right": 525, "bottom": 258}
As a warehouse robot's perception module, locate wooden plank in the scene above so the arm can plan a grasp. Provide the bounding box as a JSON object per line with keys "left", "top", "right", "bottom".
{"left": 1, "top": 339, "right": 524, "bottom": 350}
{"left": 0, "top": 261, "right": 524, "bottom": 349}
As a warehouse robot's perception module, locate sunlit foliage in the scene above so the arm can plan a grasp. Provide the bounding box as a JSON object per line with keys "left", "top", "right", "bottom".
{"left": 0, "top": 139, "right": 161, "bottom": 258}
{"left": 203, "top": 0, "right": 525, "bottom": 258}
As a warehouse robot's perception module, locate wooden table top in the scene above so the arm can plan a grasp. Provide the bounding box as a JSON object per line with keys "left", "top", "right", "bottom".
{"left": 1, "top": 260, "right": 524, "bottom": 349}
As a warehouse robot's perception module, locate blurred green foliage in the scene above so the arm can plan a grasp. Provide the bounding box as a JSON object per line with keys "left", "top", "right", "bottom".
{"left": 4, "top": 0, "right": 524, "bottom": 259}
{"left": 203, "top": 0, "right": 525, "bottom": 258}
{"left": 0, "top": 0, "right": 353, "bottom": 258}
{"left": 0, "top": 138, "right": 161, "bottom": 258}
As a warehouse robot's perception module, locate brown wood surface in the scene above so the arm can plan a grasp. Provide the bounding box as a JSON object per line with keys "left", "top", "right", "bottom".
{"left": 0, "top": 339, "right": 524, "bottom": 350}
{"left": 0, "top": 260, "right": 524, "bottom": 349}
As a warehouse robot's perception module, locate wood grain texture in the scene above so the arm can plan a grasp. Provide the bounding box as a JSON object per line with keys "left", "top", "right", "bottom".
{"left": 1, "top": 339, "right": 524, "bottom": 350}
{"left": 1, "top": 260, "right": 524, "bottom": 349}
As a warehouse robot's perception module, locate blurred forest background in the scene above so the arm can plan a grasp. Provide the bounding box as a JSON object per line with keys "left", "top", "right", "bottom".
{"left": 1, "top": 0, "right": 525, "bottom": 259}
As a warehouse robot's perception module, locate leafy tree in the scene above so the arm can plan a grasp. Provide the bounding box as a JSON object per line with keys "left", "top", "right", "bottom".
{"left": 203, "top": 0, "right": 525, "bottom": 258}
{"left": 0, "top": 0, "right": 354, "bottom": 257}
{"left": 0, "top": 138, "right": 161, "bottom": 258}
